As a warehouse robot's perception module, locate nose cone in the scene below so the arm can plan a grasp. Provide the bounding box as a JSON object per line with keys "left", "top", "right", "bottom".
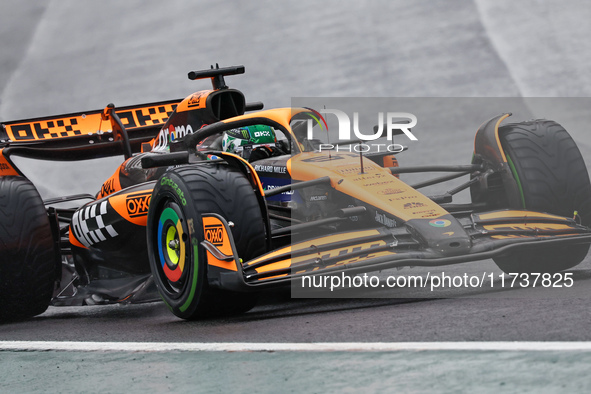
{"left": 405, "top": 215, "right": 471, "bottom": 256}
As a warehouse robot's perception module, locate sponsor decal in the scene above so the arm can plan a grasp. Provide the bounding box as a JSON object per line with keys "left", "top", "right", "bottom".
{"left": 319, "top": 242, "right": 392, "bottom": 268}
{"left": 153, "top": 124, "right": 194, "bottom": 151}
{"left": 100, "top": 178, "right": 116, "bottom": 197}
{"left": 375, "top": 211, "right": 397, "bottom": 228}
{"left": 429, "top": 219, "right": 452, "bottom": 228}
{"left": 363, "top": 181, "right": 395, "bottom": 188}
{"left": 403, "top": 202, "right": 426, "bottom": 209}
{"left": 0, "top": 163, "right": 10, "bottom": 171}
{"left": 309, "top": 195, "right": 328, "bottom": 201}
{"left": 6, "top": 104, "right": 175, "bottom": 141}
{"left": 483, "top": 223, "right": 571, "bottom": 232}
{"left": 187, "top": 218, "right": 195, "bottom": 236}
{"left": 254, "top": 130, "right": 271, "bottom": 138}
{"left": 352, "top": 173, "right": 387, "bottom": 180}
{"left": 160, "top": 177, "right": 187, "bottom": 206}
{"left": 117, "top": 107, "right": 171, "bottom": 128}
{"left": 264, "top": 184, "right": 294, "bottom": 195}
{"left": 187, "top": 92, "right": 207, "bottom": 108}
{"left": 126, "top": 192, "right": 151, "bottom": 218}
{"left": 337, "top": 166, "right": 363, "bottom": 175}
{"left": 253, "top": 164, "right": 287, "bottom": 174}
{"left": 388, "top": 195, "right": 418, "bottom": 201}
{"left": 415, "top": 211, "right": 439, "bottom": 218}
{"left": 378, "top": 188, "right": 405, "bottom": 195}
{"left": 351, "top": 173, "right": 388, "bottom": 182}
{"left": 9, "top": 118, "right": 81, "bottom": 140}
{"left": 301, "top": 155, "right": 345, "bottom": 163}
{"left": 201, "top": 215, "right": 237, "bottom": 271}
{"left": 254, "top": 164, "right": 273, "bottom": 172}
{"left": 204, "top": 224, "right": 225, "bottom": 246}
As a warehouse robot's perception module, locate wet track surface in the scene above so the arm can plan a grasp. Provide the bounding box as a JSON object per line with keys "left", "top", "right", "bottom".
{"left": 1, "top": 259, "right": 591, "bottom": 343}
{"left": 2, "top": 1, "right": 591, "bottom": 392}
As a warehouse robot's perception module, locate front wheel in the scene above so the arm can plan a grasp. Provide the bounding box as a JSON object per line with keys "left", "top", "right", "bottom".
{"left": 147, "top": 165, "right": 267, "bottom": 319}
{"left": 494, "top": 120, "right": 591, "bottom": 273}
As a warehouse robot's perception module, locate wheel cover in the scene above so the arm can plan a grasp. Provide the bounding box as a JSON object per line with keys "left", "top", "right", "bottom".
{"left": 156, "top": 204, "right": 187, "bottom": 290}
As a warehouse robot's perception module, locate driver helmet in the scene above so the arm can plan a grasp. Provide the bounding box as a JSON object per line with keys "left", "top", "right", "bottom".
{"left": 221, "top": 125, "right": 276, "bottom": 158}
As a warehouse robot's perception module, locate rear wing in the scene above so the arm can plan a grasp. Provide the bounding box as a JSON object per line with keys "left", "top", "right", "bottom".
{"left": 0, "top": 65, "right": 264, "bottom": 168}
{"left": 0, "top": 99, "right": 180, "bottom": 161}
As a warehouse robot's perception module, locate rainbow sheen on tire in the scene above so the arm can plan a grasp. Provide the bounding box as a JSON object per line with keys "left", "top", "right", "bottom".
{"left": 157, "top": 205, "right": 186, "bottom": 284}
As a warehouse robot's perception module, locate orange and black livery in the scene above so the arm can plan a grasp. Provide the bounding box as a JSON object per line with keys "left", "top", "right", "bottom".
{"left": 1, "top": 65, "right": 590, "bottom": 321}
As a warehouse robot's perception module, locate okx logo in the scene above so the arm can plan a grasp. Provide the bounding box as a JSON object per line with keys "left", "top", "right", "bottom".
{"left": 126, "top": 192, "right": 151, "bottom": 218}
{"left": 204, "top": 224, "right": 225, "bottom": 246}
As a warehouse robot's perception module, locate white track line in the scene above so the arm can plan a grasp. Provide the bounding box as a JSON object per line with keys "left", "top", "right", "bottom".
{"left": 2, "top": 341, "right": 591, "bottom": 352}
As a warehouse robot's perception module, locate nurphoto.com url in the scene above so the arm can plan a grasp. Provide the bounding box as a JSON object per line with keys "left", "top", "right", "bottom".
{"left": 299, "top": 271, "right": 575, "bottom": 292}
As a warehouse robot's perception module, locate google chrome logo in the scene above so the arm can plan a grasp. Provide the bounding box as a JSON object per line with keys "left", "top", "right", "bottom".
{"left": 429, "top": 219, "right": 451, "bottom": 228}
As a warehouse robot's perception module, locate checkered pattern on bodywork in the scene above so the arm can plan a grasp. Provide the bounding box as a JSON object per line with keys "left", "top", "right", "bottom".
{"left": 71, "top": 201, "right": 118, "bottom": 247}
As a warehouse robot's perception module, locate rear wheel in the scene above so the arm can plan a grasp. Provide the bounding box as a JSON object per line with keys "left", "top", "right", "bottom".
{"left": 494, "top": 120, "right": 591, "bottom": 273}
{"left": 147, "top": 165, "right": 266, "bottom": 319}
{"left": 0, "top": 177, "right": 56, "bottom": 321}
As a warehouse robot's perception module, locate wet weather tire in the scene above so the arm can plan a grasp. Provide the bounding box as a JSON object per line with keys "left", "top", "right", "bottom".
{"left": 494, "top": 120, "right": 591, "bottom": 273}
{"left": 0, "top": 177, "right": 56, "bottom": 321}
{"left": 147, "top": 165, "right": 266, "bottom": 319}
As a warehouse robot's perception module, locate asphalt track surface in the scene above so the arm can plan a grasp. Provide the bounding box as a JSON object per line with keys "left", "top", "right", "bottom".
{"left": 2, "top": 0, "right": 591, "bottom": 392}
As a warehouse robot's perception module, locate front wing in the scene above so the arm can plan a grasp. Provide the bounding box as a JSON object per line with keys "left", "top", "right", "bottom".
{"left": 201, "top": 210, "right": 591, "bottom": 292}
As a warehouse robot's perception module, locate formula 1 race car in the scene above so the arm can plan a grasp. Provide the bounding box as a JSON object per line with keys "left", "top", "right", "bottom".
{"left": 1, "top": 65, "right": 591, "bottom": 321}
